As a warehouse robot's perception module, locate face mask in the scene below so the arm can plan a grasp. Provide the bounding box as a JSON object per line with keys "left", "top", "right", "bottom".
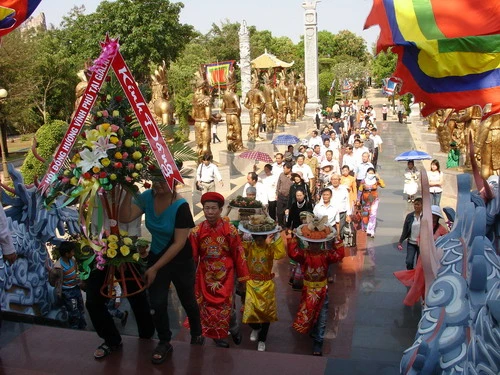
{"left": 365, "top": 174, "right": 377, "bottom": 184}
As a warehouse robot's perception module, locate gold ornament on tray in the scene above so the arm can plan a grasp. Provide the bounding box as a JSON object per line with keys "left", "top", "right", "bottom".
{"left": 242, "top": 214, "right": 277, "bottom": 232}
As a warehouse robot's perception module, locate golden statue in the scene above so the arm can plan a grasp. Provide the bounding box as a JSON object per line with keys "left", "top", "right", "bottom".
{"left": 244, "top": 71, "right": 266, "bottom": 141}
{"left": 221, "top": 67, "right": 244, "bottom": 152}
{"left": 426, "top": 107, "right": 439, "bottom": 132}
{"left": 296, "top": 75, "right": 307, "bottom": 120}
{"left": 457, "top": 105, "right": 482, "bottom": 167}
{"left": 435, "top": 108, "right": 454, "bottom": 153}
{"left": 262, "top": 70, "right": 278, "bottom": 133}
{"left": 71, "top": 60, "right": 92, "bottom": 121}
{"left": 475, "top": 110, "right": 500, "bottom": 180}
{"left": 192, "top": 69, "right": 212, "bottom": 157}
{"left": 287, "top": 71, "right": 298, "bottom": 123}
{"left": 276, "top": 71, "right": 289, "bottom": 125}
{"left": 149, "top": 61, "right": 175, "bottom": 142}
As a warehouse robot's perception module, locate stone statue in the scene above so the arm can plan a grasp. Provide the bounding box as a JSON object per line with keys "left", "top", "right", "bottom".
{"left": 287, "top": 71, "right": 298, "bottom": 123}
{"left": 244, "top": 71, "right": 266, "bottom": 142}
{"left": 296, "top": 75, "right": 307, "bottom": 120}
{"left": 276, "top": 71, "right": 289, "bottom": 125}
{"left": 149, "top": 61, "right": 175, "bottom": 142}
{"left": 221, "top": 67, "right": 244, "bottom": 152}
{"left": 192, "top": 69, "right": 212, "bottom": 157}
{"left": 457, "top": 105, "right": 482, "bottom": 167}
{"left": 262, "top": 70, "right": 278, "bottom": 133}
{"left": 475, "top": 112, "right": 500, "bottom": 180}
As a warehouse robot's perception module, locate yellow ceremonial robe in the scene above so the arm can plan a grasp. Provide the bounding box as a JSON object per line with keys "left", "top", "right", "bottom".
{"left": 242, "top": 236, "right": 286, "bottom": 324}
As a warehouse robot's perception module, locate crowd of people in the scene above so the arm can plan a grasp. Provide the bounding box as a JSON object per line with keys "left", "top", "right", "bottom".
{"left": 0, "top": 98, "right": 456, "bottom": 366}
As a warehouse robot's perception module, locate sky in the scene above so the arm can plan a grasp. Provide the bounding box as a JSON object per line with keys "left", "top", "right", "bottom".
{"left": 34, "top": 0, "right": 380, "bottom": 49}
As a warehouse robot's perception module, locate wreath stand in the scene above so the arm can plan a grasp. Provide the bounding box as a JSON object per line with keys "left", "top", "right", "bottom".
{"left": 99, "top": 262, "right": 146, "bottom": 298}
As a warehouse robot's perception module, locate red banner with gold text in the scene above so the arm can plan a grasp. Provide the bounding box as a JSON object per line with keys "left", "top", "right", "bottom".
{"left": 111, "top": 52, "right": 183, "bottom": 190}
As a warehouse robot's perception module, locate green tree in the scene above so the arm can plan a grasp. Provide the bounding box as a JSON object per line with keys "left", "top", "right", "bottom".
{"left": 371, "top": 48, "right": 397, "bottom": 87}
{"left": 59, "top": 1, "right": 195, "bottom": 84}
{"left": 330, "top": 30, "right": 369, "bottom": 63}
{"left": 205, "top": 20, "right": 241, "bottom": 62}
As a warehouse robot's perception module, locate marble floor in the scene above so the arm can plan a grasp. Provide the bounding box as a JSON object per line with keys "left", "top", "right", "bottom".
{"left": 0, "top": 116, "right": 426, "bottom": 374}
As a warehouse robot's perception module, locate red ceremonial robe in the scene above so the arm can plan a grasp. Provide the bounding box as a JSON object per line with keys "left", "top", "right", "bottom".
{"left": 288, "top": 238, "right": 344, "bottom": 333}
{"left": 190, "top": 217, "right": 249, "bottom": 339}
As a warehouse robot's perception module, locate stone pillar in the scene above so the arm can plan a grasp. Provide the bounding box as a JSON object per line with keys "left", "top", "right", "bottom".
{"left": 239, "top": 20, "right": 252, "bottom": 107}
{"left": 302, "top": 1, "right": 321, "bottom": 117}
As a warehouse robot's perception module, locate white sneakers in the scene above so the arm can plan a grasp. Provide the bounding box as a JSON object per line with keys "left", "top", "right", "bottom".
{"left": 250, "top": 329, "right": 260, "bottom": 342}
{"left": 257, "top": 341, "right": 266, "bottom": 352}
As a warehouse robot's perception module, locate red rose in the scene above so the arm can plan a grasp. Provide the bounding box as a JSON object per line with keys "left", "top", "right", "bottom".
{"left": 144, "top": 156, "right": 150, "bottom": 162}
{"left": 143, "top": 182, "right": 151, "bottom": 189}
{"left": 141, "top": 144, "right": 147, "bottom": 151}
{"left": 125, "top": 116, "right": 133, "bottom": 123}
{"left": 132, "top": 131, "right": 140, "bottom": 138}
{"left": 100, "top": 95, "right": 107, "bottom": 102}
{"left": 99, "top": 171, "right": 107, "bottom": 178}
{"left": 114, "top": 162, "right": 123, "bottom": 169}
{"left": 105, "top": 76, "right": 111, "bottom": 82}
{"left": 57, "top": 175, "right": 63, "bottom": 180}
{"left": 83, "top": 172, "right": 92, "bottom": 179}
{"left": 114, "top": 96, "right": 123, "bottom": 102}
{"left": 148, "top": 164, "right": 156, "bottom": 171}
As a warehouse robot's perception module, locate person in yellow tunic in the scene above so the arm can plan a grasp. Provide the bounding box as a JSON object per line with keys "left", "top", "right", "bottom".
{"left": 241, "top": 230, "right": 286, "bottom": 352}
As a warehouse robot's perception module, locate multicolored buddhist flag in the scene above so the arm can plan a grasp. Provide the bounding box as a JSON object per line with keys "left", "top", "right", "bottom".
{"left": 204, "top": 61, "right": 235, "bottom": 88}
{"left": 364, "top": 0, "right": 500, "bottom": 117}
{"left": 0, "top": 0, "right": 42, "bottom": 38}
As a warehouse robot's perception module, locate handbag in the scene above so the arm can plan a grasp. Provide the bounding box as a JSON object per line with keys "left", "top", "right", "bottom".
{"left": 341, "top": 221, "right": 357, "bottom": 247}
{"left": 196, "top": 165, "right": 203, "bottom": 191}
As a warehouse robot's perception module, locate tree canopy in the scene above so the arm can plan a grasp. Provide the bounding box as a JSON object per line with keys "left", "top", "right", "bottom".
{"left": 0, "top": 3, "right": 378, "bottom": 139}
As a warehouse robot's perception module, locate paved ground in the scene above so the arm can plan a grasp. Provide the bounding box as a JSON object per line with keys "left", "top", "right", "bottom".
{"left": 0, "top": 88, "right": 435, "bottom": 374}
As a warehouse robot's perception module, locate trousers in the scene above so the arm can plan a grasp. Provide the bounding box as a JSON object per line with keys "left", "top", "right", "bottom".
{"left": 85, "top": 267, "right": 155, "bottom": 346}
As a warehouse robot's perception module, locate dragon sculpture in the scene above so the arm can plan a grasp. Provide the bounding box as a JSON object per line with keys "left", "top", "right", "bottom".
{"left": 400, "top": 164, "right": 499, "bottom": 374}
{"left": 0, "top": 164, "right": 80, "bottom": 321}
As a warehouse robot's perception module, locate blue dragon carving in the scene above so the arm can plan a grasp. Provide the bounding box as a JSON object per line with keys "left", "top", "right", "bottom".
{"left": 400, "top": 174, "right": 500, "bottom": 374}
{"left": 0, "top": 164, "right": 80, "bottom": 321}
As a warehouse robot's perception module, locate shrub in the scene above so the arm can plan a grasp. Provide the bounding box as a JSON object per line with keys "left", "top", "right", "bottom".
{"left": 20, "top": 119, "right": 68, "bottom": 184}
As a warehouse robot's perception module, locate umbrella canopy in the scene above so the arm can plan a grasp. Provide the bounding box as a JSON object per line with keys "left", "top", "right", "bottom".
{"left": 395, "top": 150, "right": 432, "bottom": 161}
{"left": 251, "top": 50, "right": 294, "bottom": 69}
{"left": 239, "top": 150, "right": 273, "bottom": 164}
{"left": 271, "top": 134, "right": 300, "bottom": 145}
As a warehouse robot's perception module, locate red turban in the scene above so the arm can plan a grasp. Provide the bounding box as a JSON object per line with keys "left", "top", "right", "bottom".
{"left": 201, "top": 192, "right": 225, "bottom": 206}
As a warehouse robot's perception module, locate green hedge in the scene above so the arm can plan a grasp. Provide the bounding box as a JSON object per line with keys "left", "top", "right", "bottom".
{"left": 20, "top": 119, "right": 68, "bottom": 184}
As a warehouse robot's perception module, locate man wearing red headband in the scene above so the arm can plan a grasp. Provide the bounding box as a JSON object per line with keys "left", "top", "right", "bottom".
{"left": 190, "top": 192, "right": 249, "bottom": 348}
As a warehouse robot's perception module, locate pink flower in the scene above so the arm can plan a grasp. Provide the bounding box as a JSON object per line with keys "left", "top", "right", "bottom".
{"left": 110, "top": 124, "right": 120, "bottom": 132}
{"left": 125, "top": 176, "right": 133, "bottom": 182}
{"left": 127, "top": 163, "right": 135, "bottom": 171}
{"left": 122, "top": 152, "right": 129, "bottom": 159}
{"left": 101, "top": 110, "right": 109, "bottom": 117}
{"left": 61, "top": 177, "right": 70, "bottom": 184}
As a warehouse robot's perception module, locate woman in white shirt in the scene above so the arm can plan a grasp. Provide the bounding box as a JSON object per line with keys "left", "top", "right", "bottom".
{"left": 427, "top": 159, "right": 443, "bottom": 206}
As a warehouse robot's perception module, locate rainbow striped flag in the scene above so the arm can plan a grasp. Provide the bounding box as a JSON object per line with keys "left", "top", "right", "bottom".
{"left": 0, "top": 0, "right": 42, "bottom": 38}
{"left": 364, "top": 0, "right": 500, "bottom": 116}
